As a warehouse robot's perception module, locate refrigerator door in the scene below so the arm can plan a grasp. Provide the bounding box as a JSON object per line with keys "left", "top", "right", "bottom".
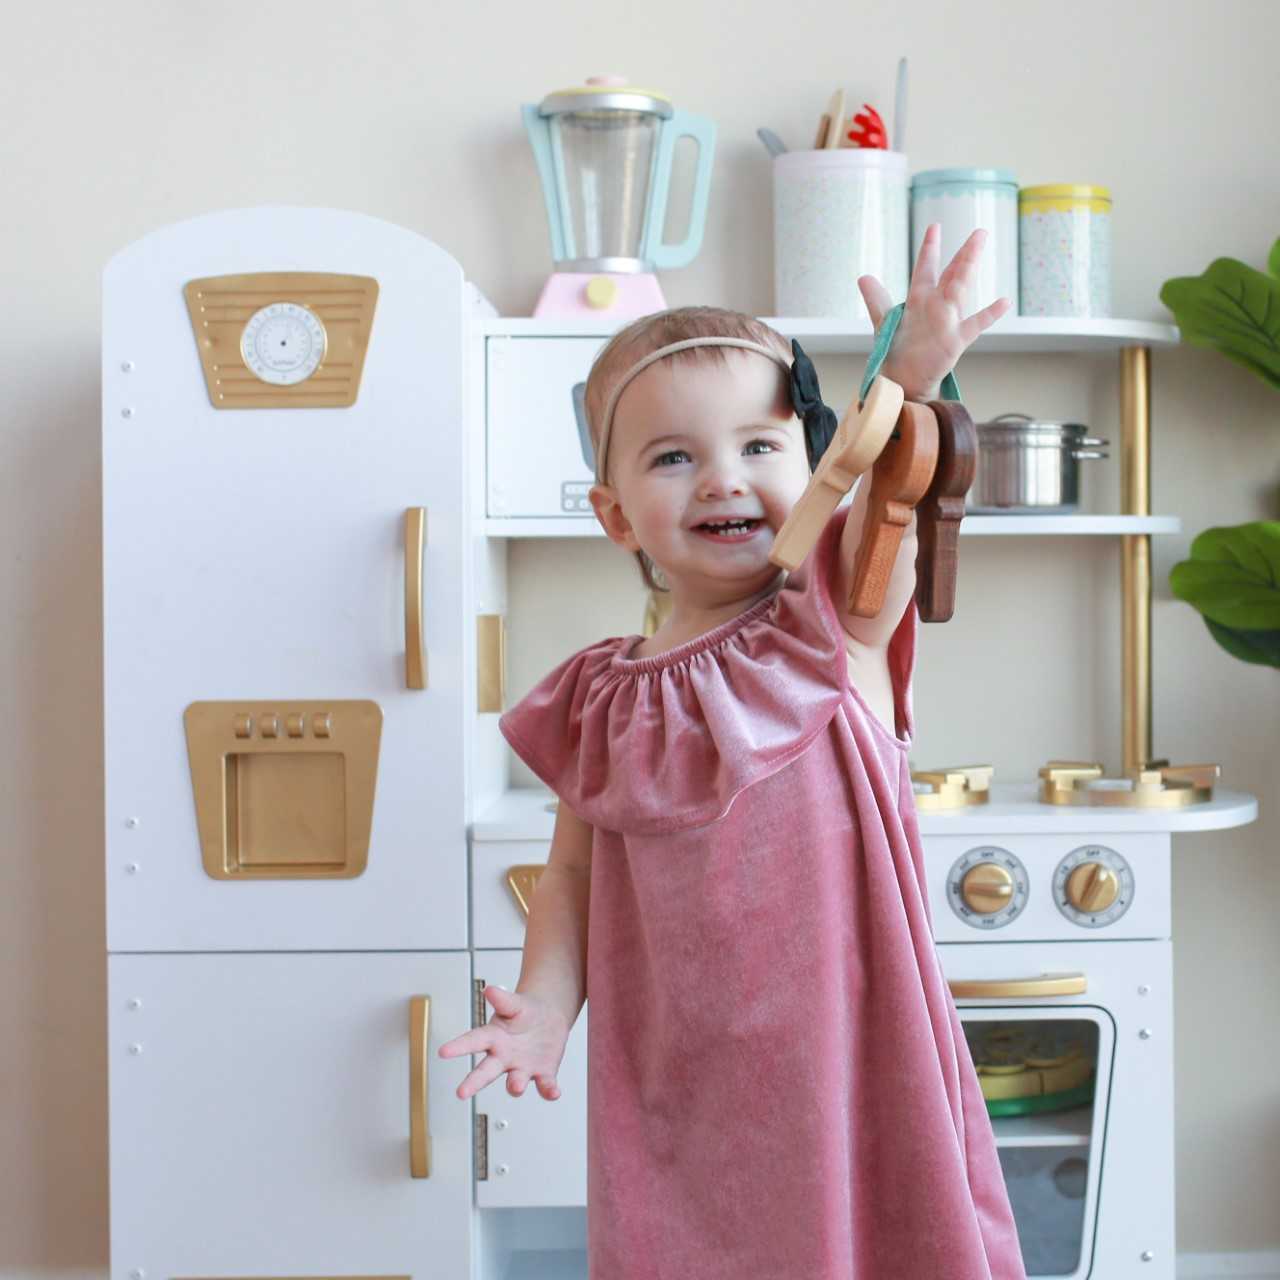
{"left": 104, "top": 207, "right": 469, "bottom": 951}
{"left": 109, "top": 952, "right": 474, "bottom": 1275}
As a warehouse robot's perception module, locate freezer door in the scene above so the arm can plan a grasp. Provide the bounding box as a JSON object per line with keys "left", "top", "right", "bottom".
{"left": 103, "top": 208, "right": 469, "bottom": 950}
{"left": 109, "top": 951, "right": 474, "bottom": 1276}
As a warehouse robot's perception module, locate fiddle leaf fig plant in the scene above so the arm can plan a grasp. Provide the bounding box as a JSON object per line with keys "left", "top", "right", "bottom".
{"left": 1160, "top": 238, "right": 1280, "bottom": 669}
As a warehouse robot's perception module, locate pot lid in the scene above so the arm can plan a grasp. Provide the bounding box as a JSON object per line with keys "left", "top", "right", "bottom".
{"left": 538, "top": 74, "right": 674, "bottom": 119}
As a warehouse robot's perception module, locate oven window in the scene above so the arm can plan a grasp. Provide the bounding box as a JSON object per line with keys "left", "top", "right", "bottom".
{"left": 962, "top": 1014, "right": 1106, "bottom": 1278}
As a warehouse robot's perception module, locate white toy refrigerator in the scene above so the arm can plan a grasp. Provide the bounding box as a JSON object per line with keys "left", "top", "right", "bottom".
{"left": 101, "top": 206, "right": 494, "bottom": 1277}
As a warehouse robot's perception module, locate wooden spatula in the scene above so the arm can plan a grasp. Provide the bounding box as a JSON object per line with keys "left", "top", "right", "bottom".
{"left": 847, "top": 401, "right": 939, "bottom": 618}
{"left": 769, "top": 375, "right": 904, "bottom": 572}
{"left": 913, "top": 400, "right": 977, "bottom": 622}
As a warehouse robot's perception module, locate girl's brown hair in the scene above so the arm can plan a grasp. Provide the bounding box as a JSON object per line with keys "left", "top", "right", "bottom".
{"left": 584, "top": 307, "right": 794, "bottom": 593}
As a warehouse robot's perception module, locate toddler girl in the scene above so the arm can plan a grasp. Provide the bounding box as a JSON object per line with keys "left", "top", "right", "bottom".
{"left": 440, "top": 225, "right": 1026, "bottom": 1279}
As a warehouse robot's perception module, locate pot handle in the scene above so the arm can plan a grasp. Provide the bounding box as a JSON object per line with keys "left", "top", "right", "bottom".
{"left": 1071, "top": 449, "right": 1110, "bottom": 460}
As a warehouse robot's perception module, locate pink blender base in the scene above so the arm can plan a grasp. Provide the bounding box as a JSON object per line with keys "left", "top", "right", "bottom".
{"left": 532, "top": 271, "right": 669, "bottom": 320}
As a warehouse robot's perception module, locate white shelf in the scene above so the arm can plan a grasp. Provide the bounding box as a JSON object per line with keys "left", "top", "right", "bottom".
{"left": 991, "top": 1105, "right": 1093, "bottom": 1149}
{"left": 472, "top": 785, "right": 1259, "bottom": 840}
{"left": 481, "top": 514, "right": 1182, "bottom": 538}
{"left": 483, "top": 314, "right": 1181, "bottom": 353}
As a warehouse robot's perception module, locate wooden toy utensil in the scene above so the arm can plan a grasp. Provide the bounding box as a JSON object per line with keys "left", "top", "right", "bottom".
{"left": 914, "top": 400, "right": 977, "bottom": 622}
{"left": 769, "top": 376, "right": 904, "bottom": 572}
{"left": 824, "top": 89, "right": 846, "bottom": 149}
{"left": 813, "top": 114, "right": 831, "bottom": 149}
{"left": 848, "top": 401, "right": 939, "bottom": 618}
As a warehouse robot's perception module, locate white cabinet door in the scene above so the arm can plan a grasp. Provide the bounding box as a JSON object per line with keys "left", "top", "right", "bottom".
{"left": 486, "top": 337, "right": 606, "bottom": 518}
{"left": 472, "top": 951, "right": 588, "bottom": 1208}
{"left": 103, "top": 208, "right": 469, "bottom": 951}
{"left": 109, "top": 951, "right": 474, "bottom": 1277}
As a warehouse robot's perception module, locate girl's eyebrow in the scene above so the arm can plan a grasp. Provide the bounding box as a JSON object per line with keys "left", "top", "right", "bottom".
{"left": 644, "top": 421, "right": 791, "bottom": 451}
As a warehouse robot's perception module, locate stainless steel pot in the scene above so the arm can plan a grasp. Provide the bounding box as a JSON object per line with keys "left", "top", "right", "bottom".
{"left": 967, "top": 413, "right": 1109, "bottom": 512}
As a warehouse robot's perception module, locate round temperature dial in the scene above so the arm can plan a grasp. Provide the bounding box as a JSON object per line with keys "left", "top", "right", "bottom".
{"left": 946, "top": 846, "right": 1029, "bottom": 930}
{"left": 240, "top": 302, "right": 327, "bottom": 385}
{"left": 1053, "top": 844, "right": 1135, "bottom": 928}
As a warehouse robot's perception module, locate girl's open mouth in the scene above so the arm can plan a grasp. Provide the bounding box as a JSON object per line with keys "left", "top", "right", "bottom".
{"left": 692, "top": 518, "right": 763, "bottom": 542}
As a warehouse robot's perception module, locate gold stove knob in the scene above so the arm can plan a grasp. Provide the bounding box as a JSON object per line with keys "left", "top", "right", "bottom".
{"left": 1066, "top": 862, "right": 1118, "bottom": 912}
{"left": 961, "top": 863, "right": 1014, "bottom": 914}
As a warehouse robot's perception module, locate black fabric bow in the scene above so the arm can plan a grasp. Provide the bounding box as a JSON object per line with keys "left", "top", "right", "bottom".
{"left": 789, "top": 339, "right": 838, "bottom": 471}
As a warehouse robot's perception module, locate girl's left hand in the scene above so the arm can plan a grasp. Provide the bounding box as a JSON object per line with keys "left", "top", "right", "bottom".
{"left": 858, "top": 223, "right": 1013, "bottom": 401}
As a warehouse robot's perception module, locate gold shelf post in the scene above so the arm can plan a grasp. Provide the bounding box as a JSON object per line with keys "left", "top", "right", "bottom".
{"left": 1120, "top": 345, "right": 1153, "bottom": 773}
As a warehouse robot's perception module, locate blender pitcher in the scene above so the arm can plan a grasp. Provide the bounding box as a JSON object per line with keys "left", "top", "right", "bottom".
{"left": 522, "top": 75, "right": 716, "bottom": 319}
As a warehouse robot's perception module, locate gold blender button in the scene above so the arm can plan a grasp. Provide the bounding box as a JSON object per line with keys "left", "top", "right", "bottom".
{"left": 233, "top": 714, "right": 253, "bottom": 738}
{"left": 312, "top": 712, "right": 332, "bottom": 737}
{"left": 285, "top": 713, "right": 305, "bottom": 737}
{"left": 259, "top": 713, "right": 280, "bottom": 738}
{"left": 584, "top": 276, "right": 619, "bottom": 310}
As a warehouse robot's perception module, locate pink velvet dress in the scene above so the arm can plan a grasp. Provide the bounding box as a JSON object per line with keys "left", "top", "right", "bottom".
{"left": 498, "top": 504, "right": 1027, "bottom": 1280}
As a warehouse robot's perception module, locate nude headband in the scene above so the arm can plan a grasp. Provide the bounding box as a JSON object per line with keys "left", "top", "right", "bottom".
{"left": 593, "top": 337, "right": 793, "bottom": 486}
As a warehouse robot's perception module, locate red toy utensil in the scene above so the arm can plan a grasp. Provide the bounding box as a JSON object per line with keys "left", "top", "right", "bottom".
{"left": 845, "top": 103, "right": 888, "bottom": 149}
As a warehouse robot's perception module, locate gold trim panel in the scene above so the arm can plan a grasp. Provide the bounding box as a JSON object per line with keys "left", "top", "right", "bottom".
{"left": 476, "top": 613, "right": 506, "bottom": 713}
{"left": 183, "top": 272, "right": 378, "bottom": 409}
{"left": 184, "top": 699, "right": 383, "bottom": 879}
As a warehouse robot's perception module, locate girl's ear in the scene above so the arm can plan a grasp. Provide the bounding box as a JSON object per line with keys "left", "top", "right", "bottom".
{"left": 588, "top": 484, "right": 640, "bottom": 552}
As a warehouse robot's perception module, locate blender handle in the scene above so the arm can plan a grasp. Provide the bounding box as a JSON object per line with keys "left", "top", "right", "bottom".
{"left": 644, "top": 111, "right": 716, "bottom": 270}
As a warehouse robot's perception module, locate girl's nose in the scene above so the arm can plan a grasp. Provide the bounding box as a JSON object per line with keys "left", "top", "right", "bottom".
{"left": 696, "top": 455, "right": 749, "bottom": 499}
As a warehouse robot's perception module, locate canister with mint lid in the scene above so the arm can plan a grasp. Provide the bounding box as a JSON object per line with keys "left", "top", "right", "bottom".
{"left": 911, "top": 167, "right": 1018, "bottom": 315}
{"left": 1019, "top": 184, "right": 1112, "bottom": 317}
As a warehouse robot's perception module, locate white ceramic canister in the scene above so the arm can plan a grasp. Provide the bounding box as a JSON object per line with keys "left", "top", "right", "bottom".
{"left": 1019, "top": 184, "right": 1112, "bottom": 317}
{"left": 773, "top": 148, "right": 908, "bottom": 318}
{"left": 910, "top": 167, "right": 1018, "bottom": 316}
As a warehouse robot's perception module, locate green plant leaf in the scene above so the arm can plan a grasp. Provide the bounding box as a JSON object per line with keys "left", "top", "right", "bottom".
{"left": 1168, "top": 521, "right": 1280, "bottom": 630}
{"left": 1204, "top": 619, "right": 1280, "bottom": 667}
{"left": 1159, "top": 251, "right": 1280, "bottom": 391}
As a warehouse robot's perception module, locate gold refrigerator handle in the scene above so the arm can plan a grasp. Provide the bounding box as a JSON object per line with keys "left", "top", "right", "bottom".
{"left": 410, "top": 995, "right": 432, "bottom": 1178}
{"left": 405, "top": 508, "right": 427, "bottom": 690}
{"left": 948, "top": 973, "right": 1088, "bottom": 999}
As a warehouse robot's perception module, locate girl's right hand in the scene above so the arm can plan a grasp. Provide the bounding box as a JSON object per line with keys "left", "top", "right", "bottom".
{"left": 437, "top": 984, "right": 571, "bottom": 1101}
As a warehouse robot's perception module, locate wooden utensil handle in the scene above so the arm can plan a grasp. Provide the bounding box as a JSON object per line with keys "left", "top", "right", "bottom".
{"left": 914, "top": 400, "right": 977, "bottom": 622}
{"left": 848, "top": 402, "right": 938, "bottom": 618}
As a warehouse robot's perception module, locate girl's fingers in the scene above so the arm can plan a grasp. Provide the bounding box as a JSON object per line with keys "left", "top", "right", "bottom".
{"left": 458, "top": 1052, "right": 505, "bottom": 1099}
{"left": 936, "top": 228, "right": 987, "bottom": 306}
{"left": 857, "top": 274, "right": 894, "bottom": 330}
{"left": 908, "top": 222, "right": 941, "bottom": 295}
{"left": 959, "top": 294, "right": 1013, "bottom": 343}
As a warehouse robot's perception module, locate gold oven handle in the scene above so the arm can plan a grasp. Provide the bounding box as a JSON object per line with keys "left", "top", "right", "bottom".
{"left": 948, "top": 972, "right": 1088, "bottom": 999}
{"left": 405, "top": 508, "right": 427, "bottom": 690}
{"left": 410, "top": 995, "right": 432, "bottom": 1178}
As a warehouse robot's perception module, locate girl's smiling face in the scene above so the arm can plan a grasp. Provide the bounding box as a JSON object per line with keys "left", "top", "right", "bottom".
{"left": 589, "top": 350, "right": 812, "bottom": 611}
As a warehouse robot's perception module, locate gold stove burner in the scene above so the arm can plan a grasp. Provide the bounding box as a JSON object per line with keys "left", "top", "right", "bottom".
{"left": 1039, "top": 760, "right": 1219, "bottom": 808}
{"left": 912, "top": 764, "right": 993, "bottom": 811}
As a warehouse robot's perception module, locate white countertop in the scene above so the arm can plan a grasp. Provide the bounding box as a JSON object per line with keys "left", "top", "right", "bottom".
{"left": 472, "top": 784, "right": 1258, "bottom": 841}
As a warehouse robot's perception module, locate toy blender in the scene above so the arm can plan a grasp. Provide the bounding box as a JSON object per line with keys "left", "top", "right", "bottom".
{"left": 522, "top": 75, "right": 716, "bottom": 319}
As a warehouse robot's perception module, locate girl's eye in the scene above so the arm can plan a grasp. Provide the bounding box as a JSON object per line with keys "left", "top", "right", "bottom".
{"left": 652, "top": 440, "right": 778, "bottom": 468}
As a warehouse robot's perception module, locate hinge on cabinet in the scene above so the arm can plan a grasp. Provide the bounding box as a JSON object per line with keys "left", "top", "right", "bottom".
{"left": 475, "top": 1111, "right": 489, "bottom": 1180}
{"left": 472, "top": 977, "right": 488, "bottom": 1028}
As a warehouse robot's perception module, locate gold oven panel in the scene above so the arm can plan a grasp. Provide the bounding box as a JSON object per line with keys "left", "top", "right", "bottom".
{"left": 184, "top": 700, "right": 382, "bottom": 880}
{"left": 183, "top": 271, "right": 378, "bottom": 409}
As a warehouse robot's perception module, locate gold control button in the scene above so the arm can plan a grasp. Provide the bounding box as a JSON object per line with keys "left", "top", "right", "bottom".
{"left": 233, "top": 714, "right": 253, "bottom": 738}
{"left": 259, "top": 714, "right": 280, "bottom": 738}
{"left": 961, "top": 863, "right": 1014, "bottom": 914}
{"left": 312, "top": 712, "right": 332, "bottom": 738}
{"left": 286, "top": 713, "right": 305, "bottom": 737}
{"left": 1066, "top": 862, "right": 1118, "bottom": 912}
{"left": 584, "top": 276, "right": 619, "bottom": 310}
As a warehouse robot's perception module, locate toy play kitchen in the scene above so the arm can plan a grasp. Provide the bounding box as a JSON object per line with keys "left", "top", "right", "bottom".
{"left": 523, "top": 75, "right": 715, "bottom": 319}
{"left": 102, "top": 192, "right": 1254, "bottom": 1280}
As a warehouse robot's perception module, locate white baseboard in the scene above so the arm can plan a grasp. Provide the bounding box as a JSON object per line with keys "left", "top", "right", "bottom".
{"left": 1178, "top": 1252, "right": 1280, "bottom": 1278}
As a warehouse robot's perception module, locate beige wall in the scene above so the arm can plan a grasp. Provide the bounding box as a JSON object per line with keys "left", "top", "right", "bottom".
{"left": 2, "top": 0, "right": 1277, "bottom": 1267}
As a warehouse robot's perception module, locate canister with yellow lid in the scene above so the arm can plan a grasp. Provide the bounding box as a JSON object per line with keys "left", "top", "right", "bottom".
{"left": 1018, "top": 183, "right": 1112, "bottom": 317}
